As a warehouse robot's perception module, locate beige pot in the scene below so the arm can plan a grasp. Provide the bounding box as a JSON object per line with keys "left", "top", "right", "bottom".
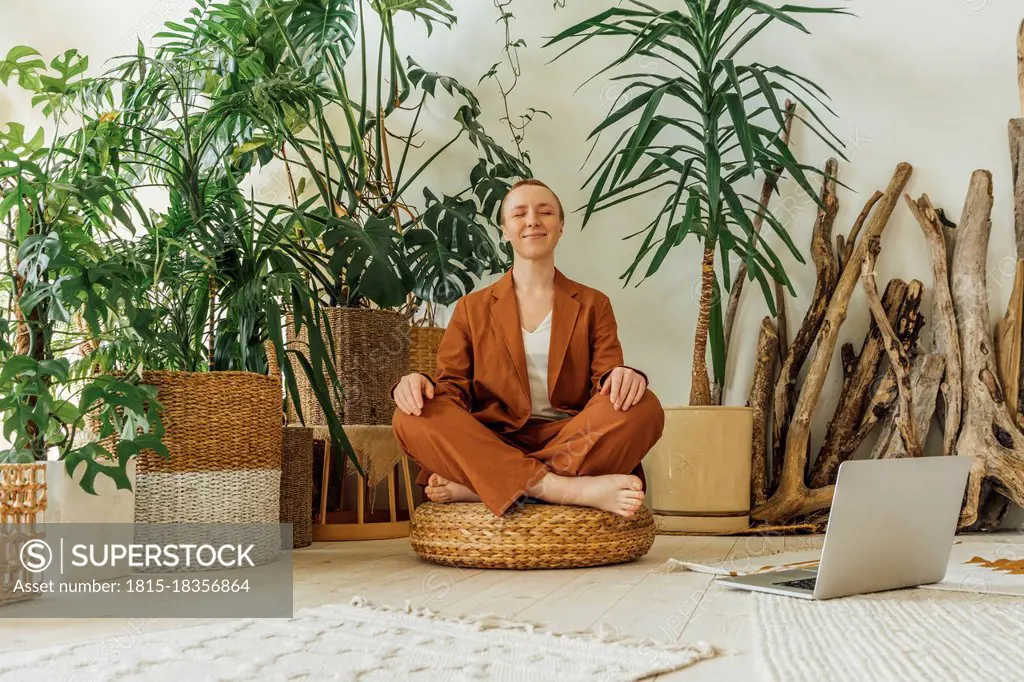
{"left": 646, "top": 406, "right": 754, "bottom": 534}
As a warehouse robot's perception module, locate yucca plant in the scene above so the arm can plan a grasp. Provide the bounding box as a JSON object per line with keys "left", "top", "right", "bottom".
{"left": 548, "top": 0, "right": 849, "bottom": 405}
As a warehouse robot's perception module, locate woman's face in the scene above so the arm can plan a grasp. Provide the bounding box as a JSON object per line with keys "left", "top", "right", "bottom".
{"left": 500, "top": 184, "right": 564, "bottom": 260}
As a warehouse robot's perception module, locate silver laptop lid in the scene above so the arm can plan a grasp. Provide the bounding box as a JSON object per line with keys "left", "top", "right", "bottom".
{"left": 814, "top": 457, "right": 971, "bottom": 599}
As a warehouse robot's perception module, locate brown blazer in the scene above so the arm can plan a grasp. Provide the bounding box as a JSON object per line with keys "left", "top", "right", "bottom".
{"left": 396, "top": 268, "right": 648, "bottom": 433}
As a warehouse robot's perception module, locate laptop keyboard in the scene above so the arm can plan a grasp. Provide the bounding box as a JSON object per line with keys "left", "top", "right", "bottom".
{"left": 775, "top": 577, "right": 817, "bottom": 591}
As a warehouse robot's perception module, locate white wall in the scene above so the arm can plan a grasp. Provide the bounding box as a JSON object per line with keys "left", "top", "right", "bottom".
{"left": 3, "top": 0, "right": 1023, "bottom": 469}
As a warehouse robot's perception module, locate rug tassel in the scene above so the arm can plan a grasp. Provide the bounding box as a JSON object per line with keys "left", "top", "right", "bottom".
{"left": 348, "top": 595, "right": 718, "bottom": 656}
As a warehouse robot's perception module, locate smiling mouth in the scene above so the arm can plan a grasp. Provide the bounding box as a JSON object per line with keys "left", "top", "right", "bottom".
{"left": 523, "top": 233, "right": 547, "bottom": 239}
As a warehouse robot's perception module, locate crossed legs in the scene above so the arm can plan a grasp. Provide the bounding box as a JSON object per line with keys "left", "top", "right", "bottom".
{"left": 392, "top": 390, "right": 665, "bottom": 516}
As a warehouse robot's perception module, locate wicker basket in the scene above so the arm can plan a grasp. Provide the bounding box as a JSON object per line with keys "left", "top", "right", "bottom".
{"left": 0, "top": 463, "right": 47, "bottom": 606}
{"left": 130, "top": 371, "right": 282, "bottom": 525}
{"left": 410, "top": 502, "right": 655, "bottom": 569}
{"left": 408, "top": 324, "right": 445, "bottom": 376}
{"left": 286, "top": 307, "right": 410, "bottom": 426}
{"left": 280, "top": 426, "right": 314, "bottom": 548}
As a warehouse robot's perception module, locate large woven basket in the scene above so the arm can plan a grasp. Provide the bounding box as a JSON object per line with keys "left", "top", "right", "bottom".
{"left": 106, "top": 371, "right": 283, "bottom": 527}
{"left": 280, "top": 426, "right": 313, "bottom": 548}
{"left": 408, "top": 324, "right": 445, "bottom": 376}
{"left": 410, "top": 502, "right": 655, "bottom": 569}
{"left": 0, "top": 463, "right": 47, "bottom": 606}
{"left": 287, "top": 308, "right": 409, "bottom": 426}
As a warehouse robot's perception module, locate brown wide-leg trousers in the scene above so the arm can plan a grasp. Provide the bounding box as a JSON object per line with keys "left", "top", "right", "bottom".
{"left": 392, "top": 390, "right": 665, "bottom": 516}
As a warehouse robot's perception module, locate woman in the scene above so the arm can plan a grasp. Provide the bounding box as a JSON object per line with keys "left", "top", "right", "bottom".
{"left": 391, "top": 179, "right": 665, "bottom": 517}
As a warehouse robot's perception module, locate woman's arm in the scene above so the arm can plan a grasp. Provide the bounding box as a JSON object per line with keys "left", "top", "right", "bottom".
{"left": 590, "top": 294, "right": 648, "bottom": 395}
{"left": 413, "top": 298, "right": 474, "bottom": 411}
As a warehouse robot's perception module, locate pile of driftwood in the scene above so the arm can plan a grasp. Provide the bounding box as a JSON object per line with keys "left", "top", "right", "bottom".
{"left": 715, "top": 17, "right": 1024, "bottom": 531}
{"left": 709, "top": 25, "right": 1024, "bottom": 533}
{"left": 730, "top": 125, "right": 1024, "bottom": 530}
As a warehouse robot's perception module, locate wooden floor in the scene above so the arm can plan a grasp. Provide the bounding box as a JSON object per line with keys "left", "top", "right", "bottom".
{"left": 0, "top": 531, "right": 1014, "bottom": 680}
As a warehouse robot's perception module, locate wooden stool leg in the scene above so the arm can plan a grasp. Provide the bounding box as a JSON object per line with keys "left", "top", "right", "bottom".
{"left": 357, "top": 474, "right": 365, "bottom": 525}
{"left": 400, "top": 453, "right": 416, "bottom": 513}
{"left": 318, "top": 439, "right": 331, "bottom": 525}
{"left": 387, "top": 470, "right": 397, "bottom": 522}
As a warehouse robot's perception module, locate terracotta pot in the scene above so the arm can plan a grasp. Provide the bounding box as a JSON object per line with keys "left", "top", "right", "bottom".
{"left": 646, "top": 406, "right": 754, "bottom": 534}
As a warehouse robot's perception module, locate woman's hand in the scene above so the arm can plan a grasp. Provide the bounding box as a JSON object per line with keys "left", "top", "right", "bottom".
{"left": 599, "top": 366, "right": 647, "bottom": 411}
{"left": 393, "top": 372, "right": 435, "bottom": 416}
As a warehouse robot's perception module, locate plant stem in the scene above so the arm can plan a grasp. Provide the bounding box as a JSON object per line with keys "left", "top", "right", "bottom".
{"left": 690, "top": 242, "right": 715, "bottom": 406}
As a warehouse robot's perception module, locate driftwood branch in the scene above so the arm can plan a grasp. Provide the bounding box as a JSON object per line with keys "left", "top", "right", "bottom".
{"left": 950, "top": 169, "right": 1024, "bottom": 528}
{"left": 748, "top": 317, "right": 779, "bottom": 507}
{"left": 1013, "top": 122, "right": 1024, "bottom": 258}
{"left": 847, "top": 281, "right": 926, "bottom": 446}
{"left": 869, "top": 353, "right": 945, "bottom": 460}
{"left": 809, "top": 279, "right": 907, "bottom": 487}
{"left": 754, "top": 162, "right": 913, "bottom": 523}
{"left": 905, "top": 194, "right": 963, "bottom": 457}
{"left": 769, "top": 158, "right": 840, "bottom": 494}
{"left": 717, "top": 101, "right": 797, "bottom": 406}
{"left": 994, "top": 260, "right": 1024, "bottom": 418}
{"left": 861, "top": 238, "right": 920, "bottom": 458}
{"left": 838, "top": 191, "right": 883, "bottom": 273}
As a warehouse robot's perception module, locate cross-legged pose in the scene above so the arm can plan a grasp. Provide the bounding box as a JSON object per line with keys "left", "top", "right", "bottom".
{"left": 391, "top": 179, "right": 665, "bottom": 517}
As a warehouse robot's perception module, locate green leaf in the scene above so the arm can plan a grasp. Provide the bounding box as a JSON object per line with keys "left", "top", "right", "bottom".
{"left": 748, "top": 2, "right": 811, "bottom": 33}
{"left": 723, "top": 92, "right": 755, "bottom": 173}
{"left": 708, "top": 273, "right": 725, "bottom": 385}
{"left": 372, "top": 0, "right": 457, "bottom": 35}
{"left": 323, "top": 214, "right": 412, "bottom": 308}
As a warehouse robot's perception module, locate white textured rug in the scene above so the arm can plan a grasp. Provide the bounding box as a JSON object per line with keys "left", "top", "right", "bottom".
{"left": 0, "top": 596, "right": 715, "bottom": 681}
{"left": 754, "top": 587, "right": 1024, "bottom": 681}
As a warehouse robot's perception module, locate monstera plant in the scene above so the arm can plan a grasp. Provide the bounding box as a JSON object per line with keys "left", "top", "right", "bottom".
{"left": 548, "top": 0, "right": 848, "bottom": 405}
{"left": 0, "top": 46, "right": 166, "bottom": 491}
{"left": 152, "top": 0, "right": 531, "bottom": 314}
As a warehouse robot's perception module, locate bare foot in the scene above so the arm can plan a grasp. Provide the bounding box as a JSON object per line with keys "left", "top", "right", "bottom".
{"left": 425, "top": 473, "right": 481, "bottom": 503}
{"left": 529, "top": 473, "right": 645, "bottom": 517}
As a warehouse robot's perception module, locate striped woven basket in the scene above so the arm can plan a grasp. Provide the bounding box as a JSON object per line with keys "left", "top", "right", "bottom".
{"left": 128, "top": 370, "right": 282, "bottom": 526}
{"left": 408, "top": 325, "right": 445, "bottom": 376}
{"left": 410, "top": 502, "right": 655, "bottom": 569}
{"left": 90, "top": 368, "right": 282, "bottom": 532}
{"left": 286, "top": 307, "right": 409, "bottom": 426}
{"left": 280, "top": 426, "right": 313, "bottom": 548}
{"left": 0, "top": 463, "right": 48, "bottom": 605}
{"left": 113, "top": 369, "right": 285, "bottom": 570}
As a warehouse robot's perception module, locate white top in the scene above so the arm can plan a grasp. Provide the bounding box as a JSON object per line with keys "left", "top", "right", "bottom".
{"left": 521, "top": 310, "right": 570, "bottom": 421}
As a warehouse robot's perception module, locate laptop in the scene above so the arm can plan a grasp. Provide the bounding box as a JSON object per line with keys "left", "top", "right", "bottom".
{"left": 716, "top": 456, "right": 971, "bottom": 600}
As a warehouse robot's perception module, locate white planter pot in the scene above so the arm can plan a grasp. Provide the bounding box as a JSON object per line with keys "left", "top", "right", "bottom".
{"left": 43, "top": 460, "right": 136, "bottom": 582}
{"left": 45, "top": 460, "right": 136, "bottom": 525}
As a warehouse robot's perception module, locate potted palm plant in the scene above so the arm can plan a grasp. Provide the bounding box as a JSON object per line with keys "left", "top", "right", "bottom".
{"left": 83, "top": 47, "right": 355, "bottom": 529}
{"left": 548, "top": 1, "right": 848, "bottom": 532}
{"left": 152, "top": 0, "right": 531, "bottom": 431}
{"left": 0, "top": 46, "right": 164, "bottom": 525}
{"left": 0, "top": 39, "right": 357, "bottom": 530}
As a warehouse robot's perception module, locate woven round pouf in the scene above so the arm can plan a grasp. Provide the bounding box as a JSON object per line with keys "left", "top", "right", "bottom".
{"left": 410, "top": 502, "right": 655, "bottom": 569}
